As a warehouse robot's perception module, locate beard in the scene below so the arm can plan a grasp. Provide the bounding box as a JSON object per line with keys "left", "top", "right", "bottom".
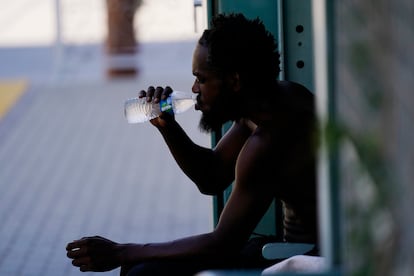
{"left": 198, "top": 109, "right": 226, "bottom": 133}
{"left": 198, "top": 89, "right": 243, "bottom": 133}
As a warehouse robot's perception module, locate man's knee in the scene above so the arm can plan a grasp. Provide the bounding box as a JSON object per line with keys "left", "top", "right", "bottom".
{"left": 119, "top": 264, "right": 135, "bottom": 276}
{"left": 121, "top": 261, "right": 201, "bottom": 276}
{"left": 262, "top": 255, "right": 326, "bottom": 274}
{"left": 122, "top": 262, "right": 159, "bottom": 276}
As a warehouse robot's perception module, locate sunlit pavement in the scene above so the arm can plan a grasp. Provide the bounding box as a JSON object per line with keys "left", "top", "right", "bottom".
{"left": 0, "top": 1, "right": 212, "bottom": 275}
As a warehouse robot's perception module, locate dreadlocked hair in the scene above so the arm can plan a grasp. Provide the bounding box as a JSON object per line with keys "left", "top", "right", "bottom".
{"left": 199, "top": 13, "right": 281, "bottom": 90}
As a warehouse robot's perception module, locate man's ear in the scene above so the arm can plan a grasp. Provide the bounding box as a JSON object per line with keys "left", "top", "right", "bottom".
{"left": 226, "top": 72, "right": 241, "bottom": 92}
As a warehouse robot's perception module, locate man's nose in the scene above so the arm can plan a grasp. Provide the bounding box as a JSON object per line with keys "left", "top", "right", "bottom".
{"left": 192, "top": 80, "right": 200, "bottom": 93}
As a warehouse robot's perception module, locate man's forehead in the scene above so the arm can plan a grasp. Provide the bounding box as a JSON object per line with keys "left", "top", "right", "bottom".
{"left": 194, "top": 44, "right": 208, "bottom": 60}
{"left": 192, "top": 44, "right": 209, "bottom": 70}
{"left": 193, "top": 44, "right": 225, "bottom": 77}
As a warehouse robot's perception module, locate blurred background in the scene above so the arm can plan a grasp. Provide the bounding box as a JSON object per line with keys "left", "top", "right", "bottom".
{"left": 2, "top": 1, "right": 414, "bottom": 276}
{"left": 0, "top": 0, "right": 212, "bottom": 275}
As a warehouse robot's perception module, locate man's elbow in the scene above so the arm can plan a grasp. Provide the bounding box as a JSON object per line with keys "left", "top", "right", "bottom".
{"left": 196, "top": 184, "right": 220, "bottom": 195}
{"left": 209, "top": 230, "right": 248, "bottom": 258}
{"left": 196, "top": 181, "right": 230, "bottom": 195}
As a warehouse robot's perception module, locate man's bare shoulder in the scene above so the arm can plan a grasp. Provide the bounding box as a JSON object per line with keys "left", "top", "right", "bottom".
{"left": 277, "top": 80, "right": 315, "bottom": 116}
{"left": 278, "top": 80, "right": 312, "bottom": 93}
{"left": 234, "top": 127, "right": 283, "bottom": 193}
{"left": 240, "top": 125, "right": 281, "bottom": 163}
{"left": 237, "top": 118, "right": 257, "bottom": 131}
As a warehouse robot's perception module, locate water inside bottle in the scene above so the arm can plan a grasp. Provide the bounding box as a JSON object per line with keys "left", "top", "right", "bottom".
{"left": 172, "top": 98, "right": 196, "bottom": 114}
{"left": 124, "top": 98, "right": 160, "bottom": 123}
{"left": 124, "top": 91, "right": 196, "bottom": 124}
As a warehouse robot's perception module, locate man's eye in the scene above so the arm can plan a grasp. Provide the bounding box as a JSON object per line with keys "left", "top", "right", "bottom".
{"left": 196, "top": 78, "right": 206, "bottom": 84}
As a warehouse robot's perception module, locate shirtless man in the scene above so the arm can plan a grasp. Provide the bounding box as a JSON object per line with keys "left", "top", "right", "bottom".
{"left": 66, "top": 13, "right": 318, "bottom": 275}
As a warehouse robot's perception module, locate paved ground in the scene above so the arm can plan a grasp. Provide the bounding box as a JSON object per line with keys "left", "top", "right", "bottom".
{"left": 0, "top": 1, "right": 212, "bottom": 275}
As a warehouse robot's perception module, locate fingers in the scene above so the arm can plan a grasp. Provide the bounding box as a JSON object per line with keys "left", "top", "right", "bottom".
{"left": 66, "top": 237, "right": 94, "bottom": 261}
{"left": 162, "top": 86, "right": 173, "bottom": 100}
{"left": 147, "top": 86, "right": 156, "bottom": 101}
{"left": 153, "top": 86, "right": 163, "bottom": 103}
{"left": 72, "top": 256, "right": 91, "bottom": 267}
{"left": 80, "top": 264, "right": 92, "bottom": 272}
{"left": 67, "top": 246, "right": 88, "bottom": 259}
{"left": 138, "top": 86, "right": 173, "bottom": 103}
{"left": 138, "top": 89, "right": 146, "bottom": 99}
{"left": 66, "top": 239, "right": 95, "bottom": 272}
{"left": 71, "top": 256, "right": 94, "bottom": 272}
{"left": 66, "top": 238, "right": 89, "bottom": 251}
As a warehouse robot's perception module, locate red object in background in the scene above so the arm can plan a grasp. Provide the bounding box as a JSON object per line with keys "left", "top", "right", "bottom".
{"left": 105, "top": 0, "right": 142, "bottom": 78}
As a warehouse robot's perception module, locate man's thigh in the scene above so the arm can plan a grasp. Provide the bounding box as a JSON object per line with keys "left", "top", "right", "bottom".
{"left": 123, "top": 260, "right": 228, "bottom": 276}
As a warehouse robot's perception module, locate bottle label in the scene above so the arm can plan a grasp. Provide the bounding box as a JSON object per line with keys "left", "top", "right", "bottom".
{"left": 159, "top": 97, "right": 174, "bottom": 115}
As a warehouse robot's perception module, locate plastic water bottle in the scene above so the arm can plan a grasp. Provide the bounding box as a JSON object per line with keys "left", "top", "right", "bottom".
{"left": 124, "top": 90, "right": 196, "bottom": 124}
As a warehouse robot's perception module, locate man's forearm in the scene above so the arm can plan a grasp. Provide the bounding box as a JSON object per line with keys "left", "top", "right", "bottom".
{"left": 155, "top": 120, "right": 230, "bottom": 194}
{"left": 119, "top": 232, "right": 234, "bottom": 266}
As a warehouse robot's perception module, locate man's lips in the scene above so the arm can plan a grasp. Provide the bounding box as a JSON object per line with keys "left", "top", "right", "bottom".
{"left": 195, "top": 97, "right": 201, "bottom": 110}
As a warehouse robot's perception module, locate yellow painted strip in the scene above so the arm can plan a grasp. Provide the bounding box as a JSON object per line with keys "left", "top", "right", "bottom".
{"left": 0, "top": 80, "right": 28, "bottom": 119}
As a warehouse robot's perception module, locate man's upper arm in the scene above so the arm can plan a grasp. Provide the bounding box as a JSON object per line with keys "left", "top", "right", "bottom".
{"left": 213, "top": 133, "right": 277, "bottom": 248}
{"left": 212, "top": 121, "right": 252, "bottom": 185}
